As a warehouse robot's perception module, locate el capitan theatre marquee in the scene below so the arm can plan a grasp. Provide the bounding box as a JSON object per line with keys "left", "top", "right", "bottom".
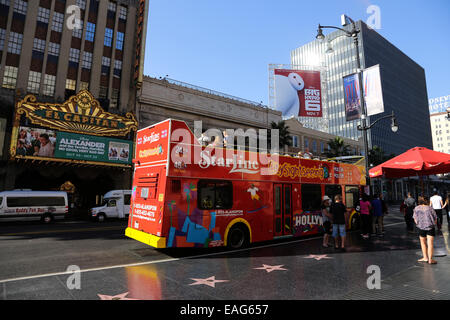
{"left": 10, "top": 90, "right": 138, "bottom": 167}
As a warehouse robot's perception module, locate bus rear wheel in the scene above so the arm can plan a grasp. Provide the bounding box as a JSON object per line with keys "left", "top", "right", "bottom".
{"left": 227, "top": 224, "right": 249, "bottom": 250}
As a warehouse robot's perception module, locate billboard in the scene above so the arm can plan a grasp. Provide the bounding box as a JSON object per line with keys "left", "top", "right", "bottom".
{"left": 363, "top": 64, "right": 384, "bottom": 116}
{"left": 11, "top": 90, "right": 137, "bottom": 167}
{"left": 16, "top": 126, "right": 132, "bottom": 164}
{"left": 344, "top": 65, "right": 384, "bottom": 121}
{"left": 274, "top": 69, "right": 322, "bottom": 118}
{"left": 429, "top": 95, "right": 450, "bottom": 114}
{"left": 343, "top": 73, "right": 361, "bottom": 121}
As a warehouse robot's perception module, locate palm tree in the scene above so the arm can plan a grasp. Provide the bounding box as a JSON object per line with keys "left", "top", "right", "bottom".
{"left": 325, "top": 136, "right": 351, "bottom": 158}
{"left": 269, "top": 120, "right": 292, "bottom": 152}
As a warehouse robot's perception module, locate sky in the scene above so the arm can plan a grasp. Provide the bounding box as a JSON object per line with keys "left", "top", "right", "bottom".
{"left": 143, "top": 0, "right": 450, "bottom": 106}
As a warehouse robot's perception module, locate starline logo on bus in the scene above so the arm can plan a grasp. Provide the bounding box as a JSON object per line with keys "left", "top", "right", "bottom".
{"left": 198, "top": 150, "right": 260, "bottom": 174}
{"left": 138, "top": 132, "right": 160, "bottom": 145}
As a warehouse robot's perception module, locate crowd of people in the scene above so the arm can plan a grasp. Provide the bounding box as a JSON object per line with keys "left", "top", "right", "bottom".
{"left": 16, "top": 128, "right": 56, "bottom": 158}
{"left": 320, "top": 190, "right": 448, "bottom": 264}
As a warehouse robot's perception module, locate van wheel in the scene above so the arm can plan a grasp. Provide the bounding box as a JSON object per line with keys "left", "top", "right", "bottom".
{"left": 97, "top": 213, "right": 106, "bottom": 222}
{"left": 227, "top": 224, "right": 249, "bottom": 250}
{"left": 41, "top": 213, "right": 53, "bottom": 224}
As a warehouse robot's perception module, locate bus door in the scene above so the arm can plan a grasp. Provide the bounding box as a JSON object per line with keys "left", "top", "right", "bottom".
{"left": 274, "top": 184, "right": 292, "bottom": 237}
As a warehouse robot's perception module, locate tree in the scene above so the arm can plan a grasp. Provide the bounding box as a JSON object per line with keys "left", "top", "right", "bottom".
{"left": 325, "top": 136, "right": 351, "bottom": 158}
{"left": 368, "top": 145, "right": 395, "bottom": 166}
{"left": 269, "top": 120, "right": 292, "bottom": 152}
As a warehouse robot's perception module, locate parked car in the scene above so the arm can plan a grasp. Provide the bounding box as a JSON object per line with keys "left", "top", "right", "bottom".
{"left": 0, "top": 190, "right": 68, "bottom": 223}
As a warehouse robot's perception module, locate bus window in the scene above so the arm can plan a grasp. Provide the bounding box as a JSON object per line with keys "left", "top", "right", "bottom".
{"left": 198, "top": 180, "right": 233, "bottom": 210}
{"left": 345, "top": 186, "right": 360, "bottom": 209}
{"left": 124, "top": 194, "right": 131, "bottom": 205}
{"left": 325, "top": 185, "right": 342, "bottom": 203}
{"left": 301, "top": 184, "right": 321, "bottom": 211}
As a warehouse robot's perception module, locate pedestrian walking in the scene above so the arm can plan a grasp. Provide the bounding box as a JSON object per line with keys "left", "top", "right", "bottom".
{"left": 414, "top": 196, "right": 438, "bottom": 265}
{"left": 359, "top": 194, "right": 372, "bottom": 239}
{"left": 330, "top": 195, "right": 347, "bottom": 251}
{"left": 430, "top": 191, "right": 444, "bottom": 230}
{"left": 321, "top": 195, "right": 333, "bottom": 248}
{"left": 371, "top": 194, "right": 383, "bottom": 236}
{"left": 404, "top": 192, "right": 416, "bottom": 233}
{"left": 381, "top": 193, "right": 388, "bottom": 233}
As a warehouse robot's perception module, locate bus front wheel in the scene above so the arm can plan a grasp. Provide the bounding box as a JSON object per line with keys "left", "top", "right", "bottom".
{"left": 227, "top": 224, "right": 249, "bottom": 250}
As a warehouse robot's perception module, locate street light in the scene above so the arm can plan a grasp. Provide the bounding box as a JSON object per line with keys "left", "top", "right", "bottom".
{"left": 357, "top": 111, "right": 399, "bottom": 133}
{"left": 315, "top": 16, "right": 371, "bottom": 193}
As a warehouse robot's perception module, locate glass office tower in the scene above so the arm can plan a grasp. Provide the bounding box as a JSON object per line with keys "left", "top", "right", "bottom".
{"left": 291, "top": 20, "right": 432, "bottom": 156}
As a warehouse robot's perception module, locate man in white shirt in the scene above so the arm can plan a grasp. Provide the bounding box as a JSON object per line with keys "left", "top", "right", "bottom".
{"left": 430, "top": 191, "right": 443, "bottom": 230}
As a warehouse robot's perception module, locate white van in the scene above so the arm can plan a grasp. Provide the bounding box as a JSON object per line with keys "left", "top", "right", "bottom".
{"left": 91, "top": 190, "right": 131, "bottom": 222}
{"left": 0, "top": 190, "right": 68, "bottom": 223}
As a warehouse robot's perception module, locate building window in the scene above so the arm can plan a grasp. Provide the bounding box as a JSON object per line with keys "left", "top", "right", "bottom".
{"left": 76, "top": 0, "right": 86, "bottom": 10}
{"left": 312, "top": 140, "right": 317, "bottom": 153}
{"left": 27, "top": 71, "right": 41, "bottom": 94}
{"left": 118, "top": 5, "right": 127, "bottom": 20}
{"left": 304, "top": 138, "right": 309, "bottom": 149}
{"left": 99, "top": 86, "right": 108, "bottom": 99}
{"left": 110, "top": 89, "right": 119, "bottom": 108}
{"left": 108, "top": 1, "right": 116, "bottom": 12}
{"left": 292, "top": 135, "right": 299, "bottom": 148}
{"left": 37, "top": 7, "right": 50, "bottom": 24}
{"left": 0, "top": 28, "right": 6, "bottom": 51}
{"left": 79, "top": 81, "right": 89, "bottom": 90}
{"left": 13, "top": 0, "right": 27, "bottom": 15}
{"left": 116, "top": 32, "right": 124, "bottom": 50}
{"left": 0, "top": 0, "right": 11, "bottom": 6}
{"left": 72, "top": 20, "right": 84, "bottom": 38}
{"left": 2, "top": 66, "right": 18, "bottom": 89}
{"left": 43, "top": 74, "right": 56, "bottom": 96}
{"left": 33, "top": 38, "right": 46, "bottom": 52}
{"left": 85, "top": 22, "right": 95, "bottom": 42}
{"left": 51, "top": 12, "right": 64, "bottom": 32}
{"left": 7, "top": 32, "right": 23, "bottom": 55}
{"left": 65, "top": 79, "right": 76, "bottom": 90}
{"left": 102, "top": 56, "right": 111, "bottom": 66}
{"left": 114, "top": 60, "right": 122, "bottom": 70}
{"left": 104, "top": 28, "right": 113, "bottom": 47}
{"left": 320, "top": 141, "right": 324, "bottom": 154}
{"left": 48, "top": 42, "right": 60, "bottom": 56}
{"left": 82, "top": 51, "right": 92, "bottom": 69}
{"left": 69, "top": 48, "right": 80, "bottom": 62}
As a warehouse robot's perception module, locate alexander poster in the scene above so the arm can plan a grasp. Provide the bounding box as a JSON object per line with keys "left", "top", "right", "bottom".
{"left": 17, "top": 127, "right": 132, "bottom": 164}
{"left": 274, "top": 69, "right": 322, "bottom": 118}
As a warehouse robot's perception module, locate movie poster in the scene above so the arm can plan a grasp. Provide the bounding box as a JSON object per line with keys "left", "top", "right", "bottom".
{"left": 343, "top": 73, "right": 362, "bottom": 121}
{"left": 274, "top": 69, "right": 322, "bottom": 118}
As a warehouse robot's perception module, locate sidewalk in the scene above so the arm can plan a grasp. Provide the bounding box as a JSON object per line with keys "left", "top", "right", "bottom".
{"left": 1, "top": 207, "right": 449, "bottom": 300}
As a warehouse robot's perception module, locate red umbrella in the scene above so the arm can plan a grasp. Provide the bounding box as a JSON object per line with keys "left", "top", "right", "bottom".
{"left": 369, "top": 147, "right": 450, "bottom": 179}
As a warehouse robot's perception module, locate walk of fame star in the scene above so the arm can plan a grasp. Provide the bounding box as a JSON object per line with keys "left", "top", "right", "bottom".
{"left": 98, "top": 292, "right": 138, "bottom": 300}
{"left": 189, "top": 276, "right": 229, "bottom": 288}
{"left": 253, "top": 264, "right": 288, "bottom": 273}
{"left": 305, "top": 254, "right": 333, "bottom": 261}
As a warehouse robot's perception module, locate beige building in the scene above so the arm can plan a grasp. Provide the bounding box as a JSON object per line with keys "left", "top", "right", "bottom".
{"left": 285, "top": 118, "right": 363, "bottom": 158}
{"left": 430, "top": 112, "right": 450, "bottom": 154}
{"left": 137, "top": 76, "right": 282, "bottom": 133}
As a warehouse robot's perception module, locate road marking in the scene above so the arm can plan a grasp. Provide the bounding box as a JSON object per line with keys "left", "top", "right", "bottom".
{"left": 0, "top": 226, "right": 124, "bottom": 236}
{"left": 0, "top": 220, "right": 406, "bottom": 284}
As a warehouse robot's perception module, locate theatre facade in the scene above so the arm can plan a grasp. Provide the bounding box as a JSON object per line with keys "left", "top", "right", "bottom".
{"left": 5, "top": 90, "right": 137, "bottom": 215}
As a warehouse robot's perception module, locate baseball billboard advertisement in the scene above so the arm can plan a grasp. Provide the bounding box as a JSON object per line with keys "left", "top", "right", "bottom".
{"left": 274, "top": 69, "right": 322, "bottom": 118}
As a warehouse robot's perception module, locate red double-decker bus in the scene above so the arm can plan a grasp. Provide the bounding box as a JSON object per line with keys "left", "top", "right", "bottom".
{"left": 125, "top": 119, "right": 365, "bottom": 249}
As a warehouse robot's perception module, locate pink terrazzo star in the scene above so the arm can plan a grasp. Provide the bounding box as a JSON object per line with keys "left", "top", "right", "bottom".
{"left": 98, "top": 292, "right": 138, "bottom": 300}
{"left": 305, "top": 254, "right": 333, "bottom": 261}
{"left": 253, "top": 264, "right": 288, "bottom": 273}
{"left": 189, "top": 276, "right": 229, "bottom": 288}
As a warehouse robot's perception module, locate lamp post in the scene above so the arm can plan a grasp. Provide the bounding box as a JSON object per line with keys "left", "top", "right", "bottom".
{"left": 315, "top": 17, "right": 377, "bottom": 194}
